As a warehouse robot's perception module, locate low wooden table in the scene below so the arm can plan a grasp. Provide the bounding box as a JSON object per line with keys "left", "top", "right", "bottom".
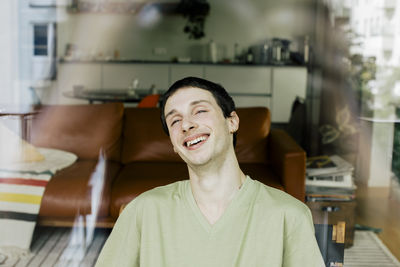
{"left": 307, "top": 199, "right": 356, "bottom": 248}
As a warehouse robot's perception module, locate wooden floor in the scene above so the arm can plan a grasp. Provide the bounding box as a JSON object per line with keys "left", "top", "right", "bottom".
{"left": 355, "top": 184, "right": 400, "bottom": 261}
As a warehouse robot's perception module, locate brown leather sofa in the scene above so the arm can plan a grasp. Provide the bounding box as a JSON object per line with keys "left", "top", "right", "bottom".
{"left": 30, "top": 103, "right": 306, "bottom": 227}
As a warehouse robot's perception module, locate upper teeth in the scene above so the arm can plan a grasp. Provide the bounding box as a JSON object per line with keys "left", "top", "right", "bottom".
{"left": 187, "top": 136, "right": 207, "bottom": 147}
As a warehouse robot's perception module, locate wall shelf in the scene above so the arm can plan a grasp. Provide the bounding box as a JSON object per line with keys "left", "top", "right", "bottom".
{"left": 67, "top": 1, "right": 179, "bottom": 15}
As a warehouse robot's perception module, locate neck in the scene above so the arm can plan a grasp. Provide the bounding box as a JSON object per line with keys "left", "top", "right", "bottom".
{"left": 187, "top": 152, "right": 246, "bottom": 224}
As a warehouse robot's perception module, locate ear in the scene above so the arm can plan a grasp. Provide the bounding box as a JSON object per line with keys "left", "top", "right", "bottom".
{"left": 228, "top": 111, "right": 239, "bottom": 133}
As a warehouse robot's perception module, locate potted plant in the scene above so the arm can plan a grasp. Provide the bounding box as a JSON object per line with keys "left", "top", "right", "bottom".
{"left": 177, "top": 0, "right": 210, "bottom": 39}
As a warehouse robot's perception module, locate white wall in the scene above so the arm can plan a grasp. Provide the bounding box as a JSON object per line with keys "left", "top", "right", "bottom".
{"left": 57, "top": 0, "right": 314, "bottom": 62}
{"left": 350, "top": 0, "right": 400, "bottom": 67}
{"left": 0, "top": 0, "right": 19, "bottom": 105}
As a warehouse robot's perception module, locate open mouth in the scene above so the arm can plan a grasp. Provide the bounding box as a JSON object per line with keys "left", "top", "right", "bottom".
{"left": 184, "top": 134, "right": 210, "bottom": 148}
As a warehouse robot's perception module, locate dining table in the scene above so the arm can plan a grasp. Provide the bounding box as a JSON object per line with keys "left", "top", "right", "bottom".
{"left": 63, "top": 88, "right": 154, "bottom": 104}
{"left": 0, "top": 105, "right": 40, "bottom": 141}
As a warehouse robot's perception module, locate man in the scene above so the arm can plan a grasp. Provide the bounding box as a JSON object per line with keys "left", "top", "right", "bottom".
{"left": 96, "top": 77, "right": 324, "bottom": 267}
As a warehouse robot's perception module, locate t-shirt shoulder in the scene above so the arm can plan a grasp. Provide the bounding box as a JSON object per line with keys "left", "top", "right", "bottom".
{"left": 124, "top": 180, "right": 188, "bottom": 211}
{"left": 253, "top": 179, "right": 310, "bottom": 216}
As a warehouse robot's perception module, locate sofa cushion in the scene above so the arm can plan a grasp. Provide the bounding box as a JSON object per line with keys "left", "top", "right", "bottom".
{"left": 240, "top": 163, "right": 283, "bottom": 190}
{"left": 235, "top": 107, "right": 271, "bottom": 163}
{"left": 110, "top": 162, "right": 188, "bottom": 218}
{"left": 31, "top": 103, "right": 124, "bottom": 161}
{"left": 121, "top": 108, "right": 182, "bottom": 164}
{"left": 39, "top": 160, "right": 121, "bottom": 218}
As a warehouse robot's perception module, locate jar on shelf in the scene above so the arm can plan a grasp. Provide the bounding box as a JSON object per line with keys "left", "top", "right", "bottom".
{"left": 271, "top": 38, "right": 283, "bottom": 64}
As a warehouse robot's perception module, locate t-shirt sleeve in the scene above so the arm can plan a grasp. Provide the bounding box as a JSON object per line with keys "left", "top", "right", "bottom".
{"left": 95, "top": 200, "right": 141, "bottom": 267}
{"left": 283, "top": 205, "right": 325, "bottom": 267}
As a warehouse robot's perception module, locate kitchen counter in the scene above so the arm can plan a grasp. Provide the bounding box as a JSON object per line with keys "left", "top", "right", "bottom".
{"left": 58, "top": 58, "right": 306, "bottom": 67}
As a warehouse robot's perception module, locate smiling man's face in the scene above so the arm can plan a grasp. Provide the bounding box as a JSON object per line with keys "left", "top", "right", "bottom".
{"left": 164, "top": 87, "right": 238, "bottom": 167}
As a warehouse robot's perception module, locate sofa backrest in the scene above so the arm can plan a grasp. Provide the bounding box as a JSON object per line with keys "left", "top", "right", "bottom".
{"left": 235, "top": 107, "right": 270, "bottom": 163}
{"left": 121, "top": 107, "right": 270, "bottom": 164}
{"left": 121, "top": 108, "right": 182, "bottom": 164}
{"left": 31, "top": 103, "right": 124, "bottom": 161}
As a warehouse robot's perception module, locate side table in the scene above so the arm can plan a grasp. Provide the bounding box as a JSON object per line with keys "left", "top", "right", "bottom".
{"left": 307, "top": 200, "right": 356, "bottom": 248}
{"left": 0, "top": 105, "right": 40, "bottom": 142}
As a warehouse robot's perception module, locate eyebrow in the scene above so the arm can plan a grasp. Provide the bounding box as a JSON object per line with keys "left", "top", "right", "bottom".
{"left": 165, "top": 109, "right": 177, "bottom": 120}
{"left": 165, "top": 100, "right": 212, "bottom": 120}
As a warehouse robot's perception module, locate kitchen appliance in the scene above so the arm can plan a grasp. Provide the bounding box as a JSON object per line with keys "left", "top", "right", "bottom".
{"left": 251, "top": 38, "right": 291, "bottom": 65}
{"left": 271, "top": 38, "right": 291, "bottom": 65}
{"left": 250, "top": 40, "right": 270, "bottom": 64}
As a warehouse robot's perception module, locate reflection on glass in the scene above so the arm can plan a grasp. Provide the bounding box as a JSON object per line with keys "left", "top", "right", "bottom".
{"left": 0, "top": 0, "right": 399, "bottom": 265}
{"left": 59, "top": 152, "right": 106, "bottom": 266}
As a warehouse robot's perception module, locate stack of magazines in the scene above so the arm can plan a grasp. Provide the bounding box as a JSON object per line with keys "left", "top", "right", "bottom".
{"left": 306, "top": 155, "right": 356, "bottom": 202}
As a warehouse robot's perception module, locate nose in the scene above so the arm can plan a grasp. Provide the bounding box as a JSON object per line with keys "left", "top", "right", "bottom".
{"left": 181, "top": 116, "right": 197, "bottom": 133}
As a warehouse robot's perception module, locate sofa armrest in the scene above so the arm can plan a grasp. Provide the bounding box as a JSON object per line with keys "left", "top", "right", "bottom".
{"left": 119, "top": 203, "right": 127, "bottom": 215}
{"left": 267, "top": 128, "right": 306, "bottom": 202}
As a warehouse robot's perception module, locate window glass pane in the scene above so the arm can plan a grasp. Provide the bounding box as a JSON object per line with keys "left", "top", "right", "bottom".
{"left": 33, "top": 24, "right": 47, "bottom": 56}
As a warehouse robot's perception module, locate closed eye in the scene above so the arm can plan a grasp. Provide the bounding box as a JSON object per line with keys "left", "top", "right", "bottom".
{"left": 195, "top": 109, "right": 207, "bottom": 115}
{"left": 171, "top": 119, "right": 180, "bottom": 126}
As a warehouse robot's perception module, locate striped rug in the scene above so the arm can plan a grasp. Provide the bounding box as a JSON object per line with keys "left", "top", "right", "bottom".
{"left": 0, "top": 226, "right": 110, "bottom": 267}
{"left": 344, "top": 231, "right": 400, "bottom": 267}
{"left": 0, "top": 228, "right": 399, "bottom": 266}
{"left": 0, "top": 170, "right": 52, "bottom": 250}
{"left": 0, "top": 148, "right": 77, "bottom": 250}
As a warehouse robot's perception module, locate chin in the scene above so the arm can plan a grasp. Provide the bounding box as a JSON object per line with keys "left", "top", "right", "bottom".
{"left": 181, "top": 154, "right": 212, "bottom": 167}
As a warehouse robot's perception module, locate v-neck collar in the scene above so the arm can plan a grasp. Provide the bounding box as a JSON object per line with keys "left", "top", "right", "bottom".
{"left": 183, "top": 176, "right": 253, "bottom": 234}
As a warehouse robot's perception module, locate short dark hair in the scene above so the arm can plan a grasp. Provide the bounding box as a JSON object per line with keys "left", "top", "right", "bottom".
{"left": 160, "top": 76, "right": 237, "bottom": 146}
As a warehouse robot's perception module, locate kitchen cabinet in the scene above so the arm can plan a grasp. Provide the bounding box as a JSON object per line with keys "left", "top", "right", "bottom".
{"left": 271, "top": 67, "right": 307, "bottom": 122}
{"left": 57, "top": 63, "right": 101, "bottom": 104}
{"left": 56, "top": 61, "right": 307, "bottom": 123}
{"left": 228, "top": 95, "right": 271, "bottom": 108}
{"left": 203, "top": 65, "right": 307, "bottom": 122}
{"left": 102, "top": 64, "right": 169, "bottom": 91}
{"left": 204, "top": 65, "right": 273, "bottom": 111}
{"left": 204, "top": 66, "right": 272, "bottom": 94}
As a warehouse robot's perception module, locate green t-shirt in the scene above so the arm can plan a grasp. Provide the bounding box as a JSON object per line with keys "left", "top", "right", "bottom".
{"left": 96, "top": 176, "right": 324, "bottom": 267}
